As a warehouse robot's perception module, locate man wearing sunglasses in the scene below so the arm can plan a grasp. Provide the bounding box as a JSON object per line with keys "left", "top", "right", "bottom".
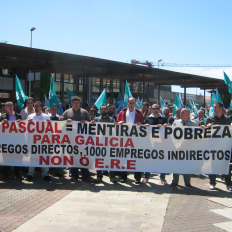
{"left": 143, "top": 104, "right": 168, "bottom": 184}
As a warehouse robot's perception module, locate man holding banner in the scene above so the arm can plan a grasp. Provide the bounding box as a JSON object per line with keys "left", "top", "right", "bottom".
{"left": 205, "top": 101, "right": 232, "bottom": 191}
{"left": 62, "top": 96, "right": 93, "bottom": 182}
{"left": 26, "top": 101, "right": 51, "bottom": 181}
{"left": 0, "top": 101, "right": 23, "bottom": 180}
{"left": 143, "top": 104, "right": 168, "bottom": 184}
{"left": 169, "top": 108, "right": 198, "bottom": 188}
{"left": 92, "top": 104, "right": 117, "bottom": 183}
{"left": 116, "top": 97, "right": 144, "bottom": 184}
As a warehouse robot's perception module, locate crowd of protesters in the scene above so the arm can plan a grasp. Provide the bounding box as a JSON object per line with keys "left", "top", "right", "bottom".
{"left": 0, "top": 96, "right": 231, "bottom": 192}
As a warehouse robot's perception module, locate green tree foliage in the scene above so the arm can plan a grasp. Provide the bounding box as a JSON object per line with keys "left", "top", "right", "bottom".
{"left": 39, "top": 72, "right": 51, "bottom": 102}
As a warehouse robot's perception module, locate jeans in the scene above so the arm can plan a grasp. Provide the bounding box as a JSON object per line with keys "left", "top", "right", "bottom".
{"left": 209, "top": 165, "right": 232, "bottom": 186}
{"left": 28, "top": 167, "right": 49, "bottom": 177}
{"left": 144, "top": 172, "right": 166, "bottom": 180}
{"left": 171, "top": 174, "right": 191, "bottom": 185}
{"left": 121, "top": 172, "right": 142, "bottom": 181}
{"left": 70, "top": 168, "right": 90, "bottom": 181}
{"left": 97, "top": 170, "right": 116, "bottom": 178}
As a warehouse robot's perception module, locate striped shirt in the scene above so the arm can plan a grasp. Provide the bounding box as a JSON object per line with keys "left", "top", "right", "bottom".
{"left": 206, "top": 115, "right": 231, "bottom": 125}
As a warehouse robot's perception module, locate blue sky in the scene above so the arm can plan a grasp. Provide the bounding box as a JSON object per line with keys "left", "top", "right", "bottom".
{"left": 1, "top": 0, "right": 232, "bottom": 95}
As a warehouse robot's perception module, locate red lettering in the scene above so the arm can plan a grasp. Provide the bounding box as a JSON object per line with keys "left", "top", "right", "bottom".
{"left": 63, "top": 156, "right": 73, "bottom": 165}
{"left": 54, "top": 122, "right": 62, "bottom": 133}
{"left": 127, "top": 160, "right": 136, "bottom": 170}
{"left": 75, "top": 135, "right": 84, "bottom": 145}
{"left": 80, "top": 156, "right": 89, "bottom": 166}
{"left": 109, "top": 137, "right": 118, "bottom": 147}
{"left": 61, "top": 135, "right": 70, "bottom": 144}
{"left": 41, "top": 135, "right": 50, "bottom": 144}
{"left": 52, "top": 135, "right": 60, "bottom": 143}
{"left": 96, "top": 137, "right": 103, "bottom": 146}
{"left": 18, "top": 121, "right": 26, "bottom": 133}
{"left": 110, "top": 159, "right": 120, "bottom": 169}
{"left": 27, "top": 121, "right": 35, "bottom": 133}
{"left": 33, "top": 135, "right": 41, "bottom": 143}
{"left": 36, "top": 121, "right": 45, "bottom": 133}
{"left": 124, "top": 138, "right": 134, "bottom": 148}
{"left": 2, "top": 122, "right": 9, "bottom": 132}
{"left": 45, "top": 122, "right": 54, "bottom": 133}
{"left": 95, "top": 158, "right": 104, "bottom": 168}
{"left": 86, "top": 136, "right": 94, "bottom": 146}
{"left": 39, "top": 156, "right": 49, "bottom": 165}
{"left": 9, "top": 122, "right": 18, "bottom": 133}
{"left": 51, "top": 156, "right": 62, "bottom": 165}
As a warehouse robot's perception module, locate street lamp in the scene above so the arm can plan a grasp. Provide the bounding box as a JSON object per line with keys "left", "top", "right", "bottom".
{"left": 157, "top": 59, "right": 162, "bottom": 104}
{"left": 29, "top": 27, "right": 36, "bottom": 96}
{"left": 158, "top": 59, "right": 162, "bottom": 69}
{"left": 30, "top": 27, "right": 36, "bottom": 48}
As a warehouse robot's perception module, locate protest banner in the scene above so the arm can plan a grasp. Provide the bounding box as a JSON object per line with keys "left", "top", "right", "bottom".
{"left": 0, "top": 121, "right": 231, "bottom": 174}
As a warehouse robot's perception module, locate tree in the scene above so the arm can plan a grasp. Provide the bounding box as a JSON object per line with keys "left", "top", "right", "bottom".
{"left": 39, "top": 72, "right": 51, "bottom": 102}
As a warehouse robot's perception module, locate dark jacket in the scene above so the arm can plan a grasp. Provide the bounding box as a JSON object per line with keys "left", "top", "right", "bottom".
{"left": 0, "top": 112, "right": 22, "bottom": 122}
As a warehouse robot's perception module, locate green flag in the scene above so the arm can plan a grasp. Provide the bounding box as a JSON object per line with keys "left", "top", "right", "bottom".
{"left": 66, "top": 88, "right": 76, "bottom": 104}
{"left": 49, "top": 74, "right": 63, "bottom": 115}
{"left": 160, "top": 96, "right": 167, "bottom": 112}
{"left": 230, "top": 100, "right": 232, "bottom": 110}
{"left": 215, "top": 88, "right": 223, "bottom": 104}
{"left": 173, "top": 93, "right": 182, "bottom": 116}
{"left": 224, "top": 72, "right": 232, "bottom": 94}
{"left": 15, "top": 75, "right": 28, "bottom": 109}
{"left": 124, "top": 81, "right": 132, "bottom": 107}
{"left": 95, "top": 89, "right": 106, "bottom": 113}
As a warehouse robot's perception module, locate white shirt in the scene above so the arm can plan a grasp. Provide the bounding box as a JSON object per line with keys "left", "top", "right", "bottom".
{"left": 27, "top": 112, "right": 50, "bottom": 121}
{"left": 126, "top": 109, "right": 136, "bottom": 124}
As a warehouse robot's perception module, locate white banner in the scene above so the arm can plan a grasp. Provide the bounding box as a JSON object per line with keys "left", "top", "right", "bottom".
{"left": 0, "top": 121, "right": 231, "bottom": 174}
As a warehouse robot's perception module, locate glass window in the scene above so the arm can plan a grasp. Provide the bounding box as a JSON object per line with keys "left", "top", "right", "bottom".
{"left": 64, "top": 74, "right": 69, "bottom": 83}
{"left": 55, "top": 73, "right": 61, "bottom": 82}
{"left": 92, "top": 77, "right": 100, "bottom": 93}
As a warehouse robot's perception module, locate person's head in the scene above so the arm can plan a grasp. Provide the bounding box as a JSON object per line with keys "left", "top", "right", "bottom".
{"left": 43, "top": 106, "right": 49, "bottom": 114}
{"left": 108, "top": 104, "right": 116, "bottom": 115}
{"left": 26, "top": 97, "right": 34, "bottom": 111}
{"left": 5, "top": 101, "right": 14, "bottom": 115}
{"left": 225, "top": 108, "right": 232, "bottom": 116}
{"left": 175, "top": 107, "right": 182, "bottom": 119}
{"left": 168, "top": 105, "right": 174, "bottom": 113}
{"left": 197, "top": 109, "right": 205, "bottom": 120}
{"left": 163, "top": 107, "right": 170, "bottom": 117}
{"left": 100, "top": 104, "right": 109, "bottom": 116}
{"left": 213, "top": 101, "right": 224, "bottom": 117}
{"left": 142, "top": 102, "right": 149, "bottom": 113}
{"left": 0, "top": 102, "right": 6, "bottom": 114}
{"left": 151, "top": 104, "right": 160, "bottom": 116}
{"left": 89, "top": 108, "right": 96, "bottom": 119}
{"left": 71, "top": 96, "right": 81, "bottom": 111}
{"left": 127, "top": 97, "right": 136, "bottom": 112}
{"left": 50, "top": 105, "right": 58, "bottom": 116}
{"left": 180, "top": 108, "right": 190, "bottom": 122}
{"left": 34, "top": 101, "right": 43, "bottom": 115}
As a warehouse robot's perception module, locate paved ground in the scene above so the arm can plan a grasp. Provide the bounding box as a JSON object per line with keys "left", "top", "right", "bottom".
{"left": 0, "top": 171, "right": 231, "bottom": 232}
